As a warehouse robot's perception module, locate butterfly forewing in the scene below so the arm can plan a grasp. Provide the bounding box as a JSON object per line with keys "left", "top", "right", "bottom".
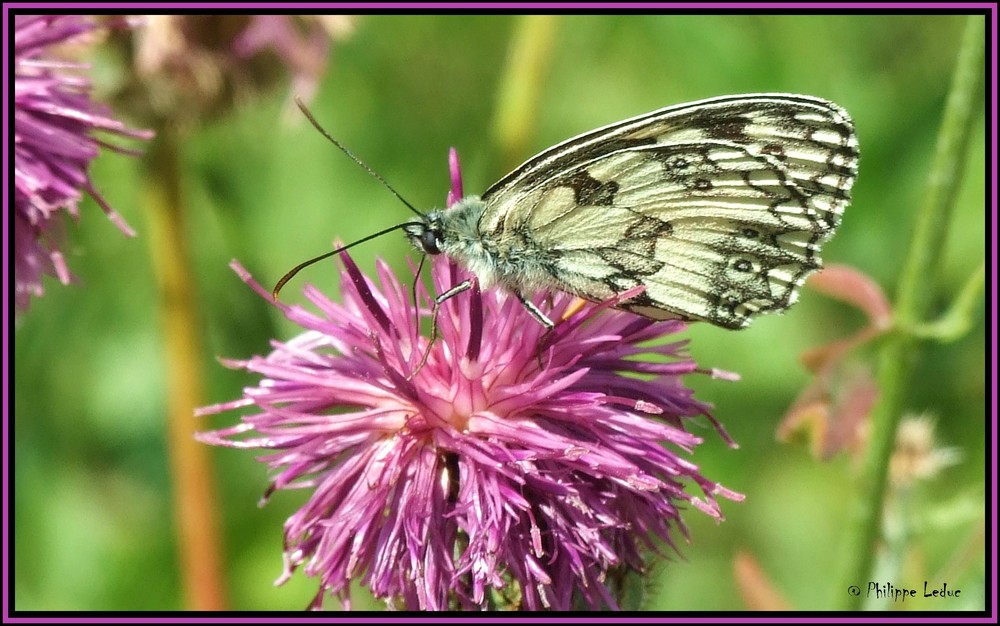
{"left": 476, "top": 93, "right": 859, "bottom": 329}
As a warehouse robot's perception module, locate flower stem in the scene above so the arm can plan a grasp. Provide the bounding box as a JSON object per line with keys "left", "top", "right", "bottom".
{"left": 490, "top": 15, "right": 560, "bottom": 171}
{"left": 842, "top": 15, "right": 984, "bottom": 610}
{"left": 909, "top": 262, "right": 985, "bottom": 341}
{"left": 144, "top": 128, "right": 228, "bottom": 610}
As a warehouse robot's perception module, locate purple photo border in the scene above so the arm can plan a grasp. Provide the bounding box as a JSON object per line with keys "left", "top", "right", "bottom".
{"left": 2, "top": 3, "right": 995, "bottom": 622}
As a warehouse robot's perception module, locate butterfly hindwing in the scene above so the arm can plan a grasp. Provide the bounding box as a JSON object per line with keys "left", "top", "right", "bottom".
{"left": 475, "top": 93, "right": 858, "bottom": 328}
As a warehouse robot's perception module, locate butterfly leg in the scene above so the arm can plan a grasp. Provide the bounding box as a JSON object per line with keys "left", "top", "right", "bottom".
{"left": 517, "top": 293, "right": 555, "bottom": 329}
{"left": 409, "top": 254, "right": 427, "bottom": 347}
{"left": 515, "top": 293, "right": 555, "bottom": 369}
{"left": 408, "top": 278, "right": 476, "bottom": 379}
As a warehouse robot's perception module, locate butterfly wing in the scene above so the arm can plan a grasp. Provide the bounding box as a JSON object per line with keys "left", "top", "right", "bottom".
{"left": 477, "top": 94, "right": 859, "bottom": 329}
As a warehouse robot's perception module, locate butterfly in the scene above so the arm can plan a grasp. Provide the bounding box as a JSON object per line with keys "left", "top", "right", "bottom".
{"left": 277, "top": 93, "right": 859, "bottom": 334}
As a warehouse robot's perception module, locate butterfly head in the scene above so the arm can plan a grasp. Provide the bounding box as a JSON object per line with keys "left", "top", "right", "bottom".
{"left": 403, "top": 215, "right": 444, "bottom": 255}
{"left": 403, "top": 199, "right": 487, "bottom": 261}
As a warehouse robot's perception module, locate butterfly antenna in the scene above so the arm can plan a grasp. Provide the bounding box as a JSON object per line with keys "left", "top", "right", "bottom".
{"left": 272, "top": 222, "right": 417, "bottom": 300}
{"left": 294, "top": 96, "right": 424, "bottom": 219}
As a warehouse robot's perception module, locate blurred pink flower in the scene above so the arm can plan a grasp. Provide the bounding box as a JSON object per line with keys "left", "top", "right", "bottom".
{"left": 14, "top": 15, "right": 152, "bottom": 310}
{"left": 778, "top": 265, "right": 892, "bottom": 460}
{"left": 134, "top": 15, "right": 353, "bottom": 122}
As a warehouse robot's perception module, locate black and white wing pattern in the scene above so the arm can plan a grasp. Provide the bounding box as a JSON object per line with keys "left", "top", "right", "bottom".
{"left": 476, "top": 93, "right": 859, "bottom": 329}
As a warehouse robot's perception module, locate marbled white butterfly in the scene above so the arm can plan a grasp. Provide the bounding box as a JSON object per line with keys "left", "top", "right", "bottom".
{"left": 277, "top": 93, "right": 858, "bottom": 333}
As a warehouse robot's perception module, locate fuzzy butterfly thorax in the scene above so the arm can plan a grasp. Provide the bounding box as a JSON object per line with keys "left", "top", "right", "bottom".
{"left": 405, "top": 197, "right": 559, "bottom": 293}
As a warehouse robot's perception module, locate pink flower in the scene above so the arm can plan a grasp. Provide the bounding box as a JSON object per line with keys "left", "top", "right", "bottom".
{"left": 199, "top": 254, "right": 744, "bottom": 609}
{"left": 14, "top": 15, "right": 152, "bottom": 310}
{"left": 198, "top": 151, "right": 741, "bottom": 610}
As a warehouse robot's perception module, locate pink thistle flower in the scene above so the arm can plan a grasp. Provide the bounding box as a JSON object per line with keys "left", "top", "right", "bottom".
{"left": 14, "top": 15, "right": 152, "bottom": 310}
{"left": 232, "top": 16, "right": 353, "bottom": 109}
{"left": 133, "top": 15, "right": 353, "bottom": 122}
{"left": 198, "top": 152, "right": 742, "bottom": 610}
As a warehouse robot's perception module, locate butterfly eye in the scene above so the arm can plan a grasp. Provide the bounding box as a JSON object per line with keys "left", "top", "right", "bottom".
{"left": 421, "top": 230, "right": 442, "bottom": 255}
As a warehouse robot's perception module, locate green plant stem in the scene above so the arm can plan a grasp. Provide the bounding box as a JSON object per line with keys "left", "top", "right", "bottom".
{"left": 910, "top": 262, "right": 985, "bottom": 341}
{"left": 842, "top": 15, "right": 984, "bottom": 610}
{"left": 491, "top": 15, "right": 560, "bottom": 172}
{"left": 145, "top": 127, "right": 228, "bottom": 610}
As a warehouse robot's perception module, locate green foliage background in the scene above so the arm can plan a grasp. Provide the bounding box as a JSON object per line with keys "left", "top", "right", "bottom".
{"left": 13, "top": 14, "right": 986, "bottom": 611}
